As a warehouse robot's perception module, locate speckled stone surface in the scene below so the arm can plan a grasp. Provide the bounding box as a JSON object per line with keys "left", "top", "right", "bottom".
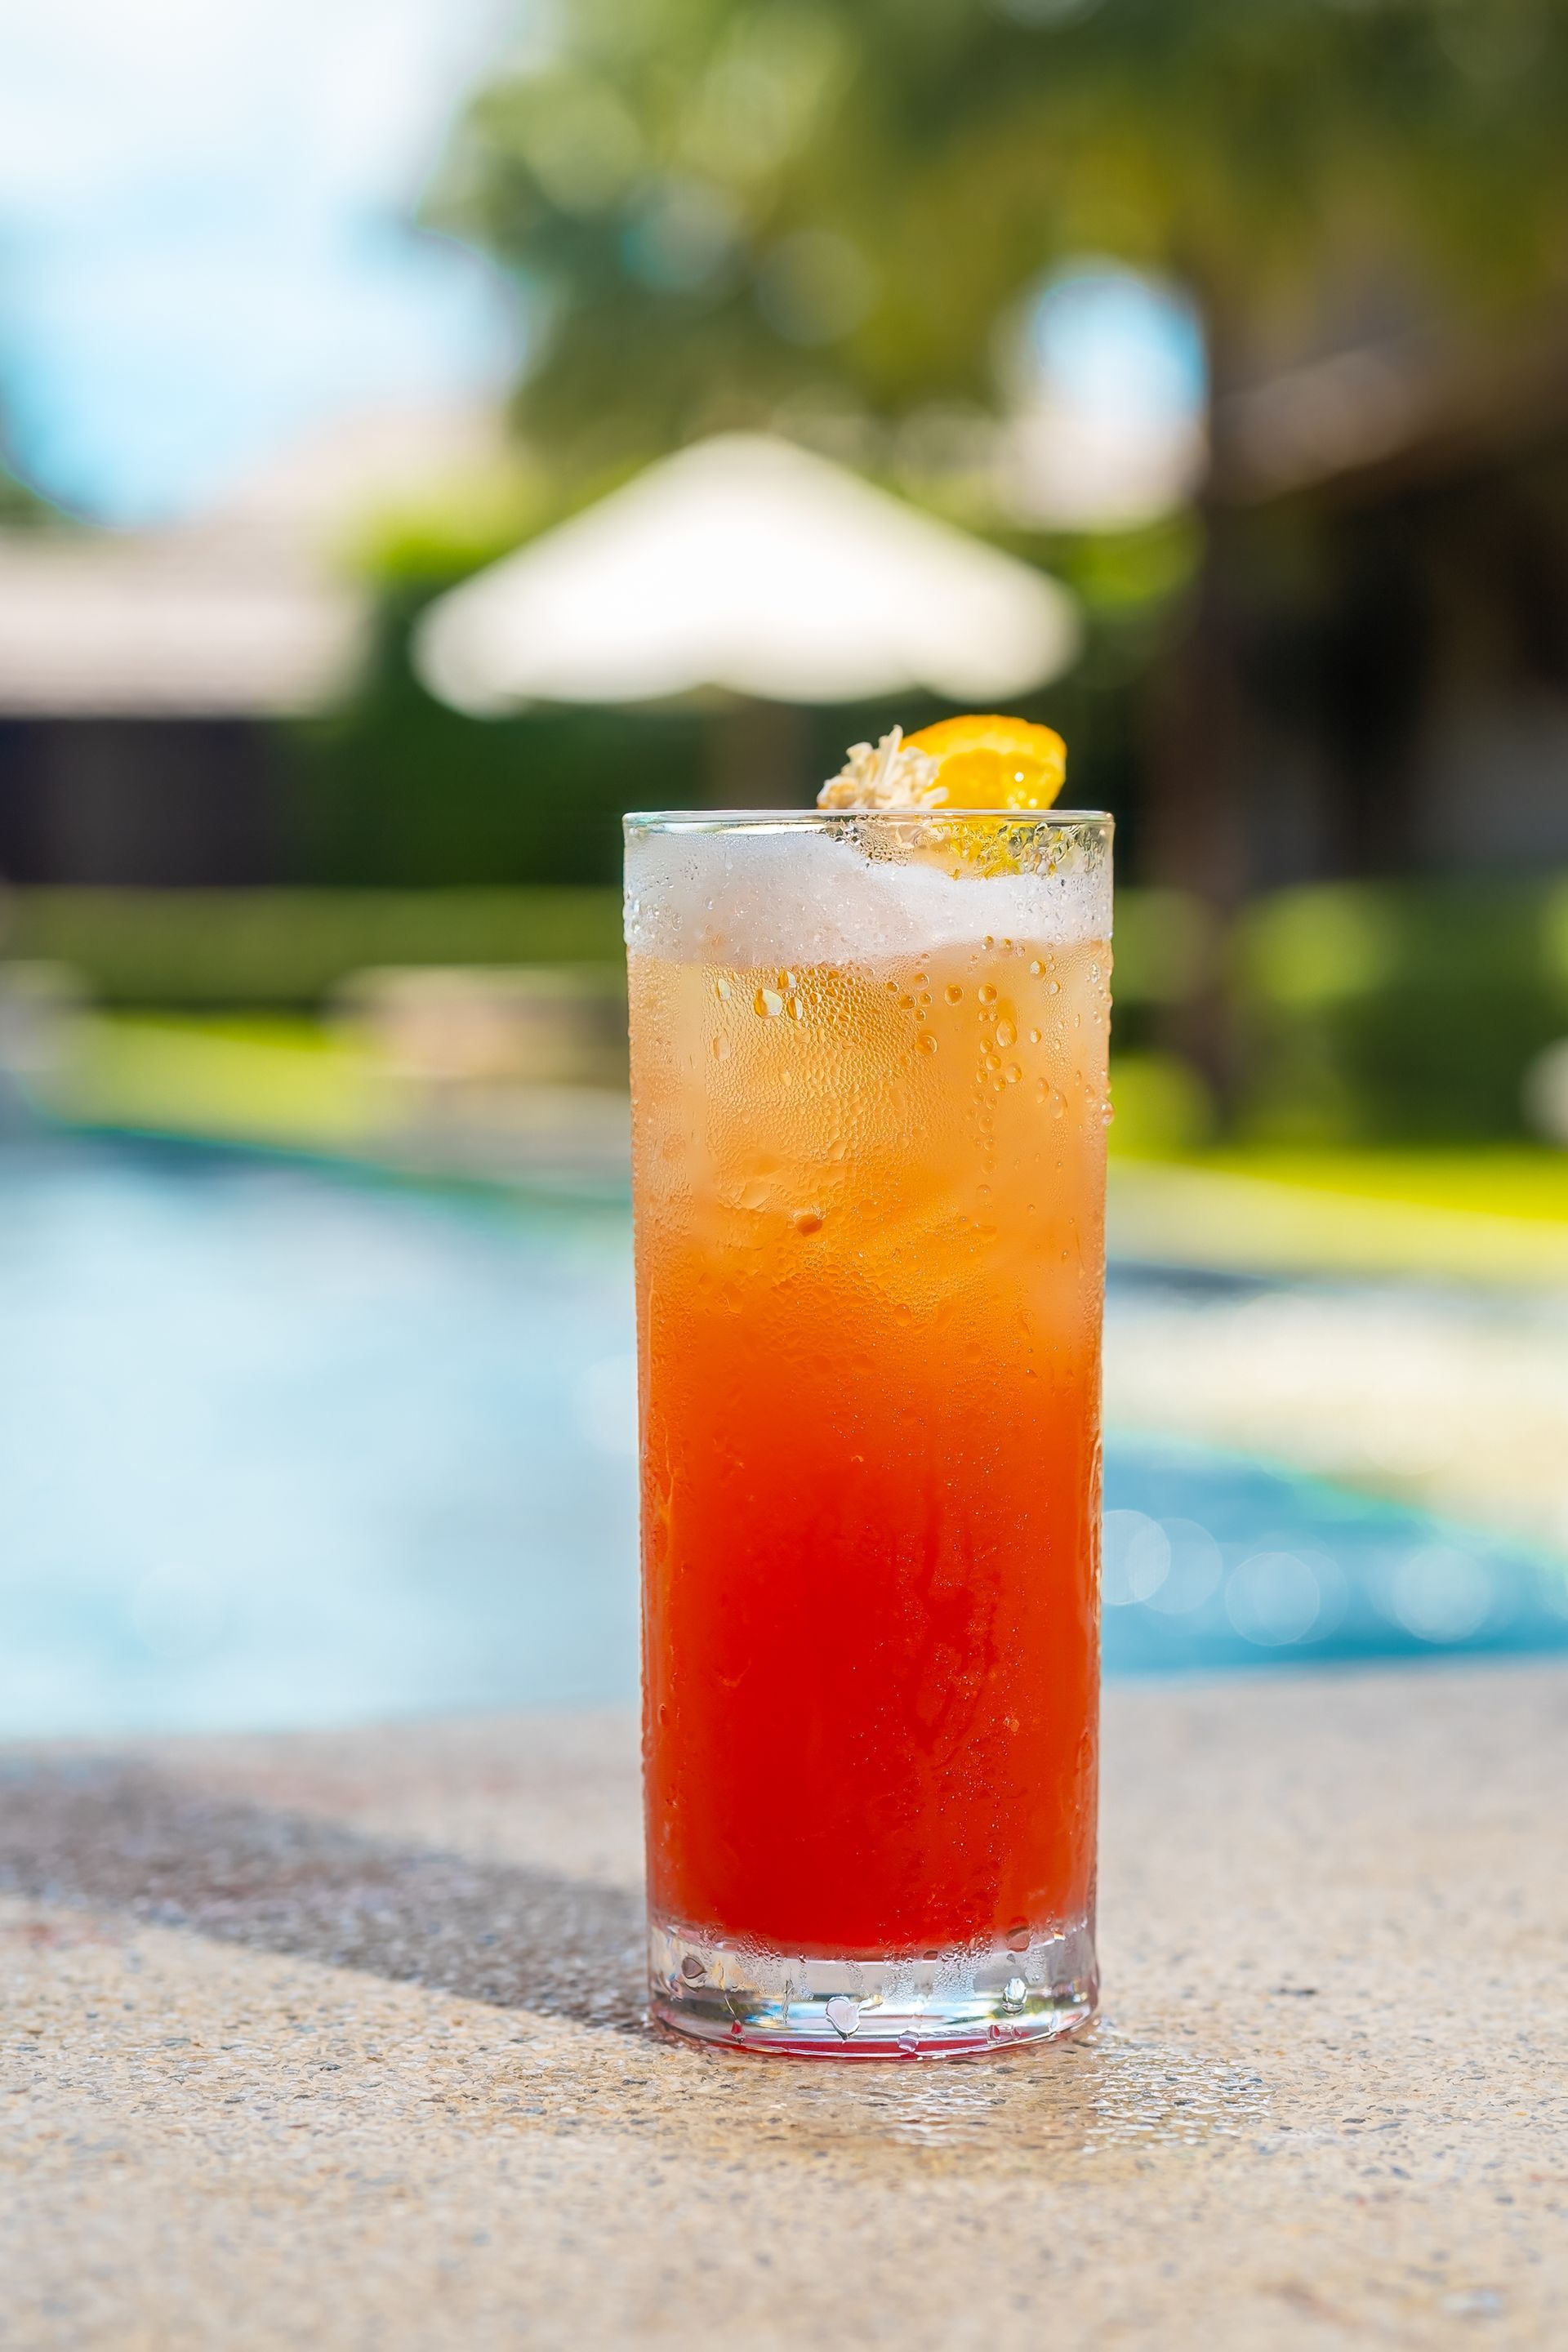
{"left": 2, "top": 1665, "right": 1566, "bottom": 2350}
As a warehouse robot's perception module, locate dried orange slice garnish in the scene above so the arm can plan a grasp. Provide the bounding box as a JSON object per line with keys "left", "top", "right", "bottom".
{"left": 904, "top": 715, "right": 1067, "bottom": 811}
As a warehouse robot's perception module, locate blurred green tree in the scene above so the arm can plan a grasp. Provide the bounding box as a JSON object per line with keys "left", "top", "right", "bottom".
{"left": 437, "top": 0, "right": 1568, "bottom": 1114}
{"left": 439, "top": 0, "right": 1568, "bottom": 470}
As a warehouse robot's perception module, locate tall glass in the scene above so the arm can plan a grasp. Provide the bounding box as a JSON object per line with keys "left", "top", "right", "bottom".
{"left": 625, "top": 808, "right": 1111, "bottom": 2057}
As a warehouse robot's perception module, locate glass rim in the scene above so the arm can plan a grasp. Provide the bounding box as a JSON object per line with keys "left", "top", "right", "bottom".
{"left": 625, "top": 808, "right": 1112, "bottom": 833}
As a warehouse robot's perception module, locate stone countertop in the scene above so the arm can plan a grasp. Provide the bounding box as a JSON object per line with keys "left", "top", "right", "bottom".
{"left": 3, "top": 1666, "right": 1566, "bottom": 2351}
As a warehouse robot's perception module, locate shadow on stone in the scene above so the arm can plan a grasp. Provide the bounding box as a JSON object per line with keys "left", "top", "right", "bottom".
{"left": 0, "top": 1759, "right": 644, "bottom": 2033}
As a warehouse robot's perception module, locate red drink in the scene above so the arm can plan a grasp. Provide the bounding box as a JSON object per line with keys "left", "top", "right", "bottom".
{"left": 627, "top": 808, "right": 1111, "bottom": 2055}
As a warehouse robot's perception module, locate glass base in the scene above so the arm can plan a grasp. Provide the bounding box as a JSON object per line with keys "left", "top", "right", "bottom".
{"left": 648, "top": 1915, "right": 1098, "bottom": 2060}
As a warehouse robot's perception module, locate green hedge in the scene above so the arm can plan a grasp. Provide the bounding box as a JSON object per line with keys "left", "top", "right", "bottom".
{"left": 1237, "top": 878, "right": 1568, "bottom": 1143}
{"left": 0, "top": 889, "right": 626, "bottom": 1009}
{"left": 7, "top": 876, "right": 1568, "bottom": 1141}
{"left": 0, "top": 884, "right": 1197, "bottom": 1015}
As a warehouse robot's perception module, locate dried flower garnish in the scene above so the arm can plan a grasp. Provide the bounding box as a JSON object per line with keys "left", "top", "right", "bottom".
{"left": 817, "top": 727, "right": 943, "bottom": 811}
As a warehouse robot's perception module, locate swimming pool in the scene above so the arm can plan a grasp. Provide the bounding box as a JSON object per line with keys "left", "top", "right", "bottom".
{"left": 2, "top": 1134, "right": 1563, "bottom": 1736}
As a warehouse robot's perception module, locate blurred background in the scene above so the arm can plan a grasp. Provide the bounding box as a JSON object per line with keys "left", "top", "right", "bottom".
{"left": 2, "top": 0, "right": 1567, "bottom": 1735}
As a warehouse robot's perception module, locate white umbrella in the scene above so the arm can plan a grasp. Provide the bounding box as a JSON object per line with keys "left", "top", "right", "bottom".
{"left": 413, "top": 433, "right": 1079, "bottom": 713}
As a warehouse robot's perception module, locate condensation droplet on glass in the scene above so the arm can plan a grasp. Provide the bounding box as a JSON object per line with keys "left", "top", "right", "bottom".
{"left": 1028, "top": 1027, "right": 1042, "bottom": 1045}
{"left": 713, "top": 977, "right": 731, "bottom": 1000}
{"left": 919, "top": 1032, "right": 938, "bottom": 1054}
{"left": 1028, "top": 959, "right": 1044, "bottom": 978}
{"left": 680, "top": 1953, "right": 705, "bottom": 1981}
{"left": 995, "top": 1022, "right": 1016, "bottom": 1049}
{"left": 945, "top": 984, "right": 963, "bottom": 1004}
{"left": 1005, "top": 1923, "right": 1030, "bottom": 1953}
{"left": 1003, "top": 1978, "right": 1027, "bottom": 2010}
{"left": 792, "top": 1208, "right": 824, "bottom": 1236}
{"left": 825, "top": 1995, "right": 861, "bottom": 2039}
{"left": 978, "top": 983, "right": 997, "bottom": 1005}
{"left": 1047, "top": 979, "right": 1061, "bottom": 996}
{"left": 1004, "top": 1064, "right": 1022, "bottom": 1084}
{"left": 755, "top": 988, "right": 783, "bottom": 1018}
{"left": 787, "top": 996, "right": 805, "bottom": 1022}
{"left": 710, "top": 1036, "right": 730, "bottom": 1061}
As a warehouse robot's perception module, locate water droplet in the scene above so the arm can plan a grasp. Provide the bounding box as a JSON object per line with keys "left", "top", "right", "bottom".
{"left": 1003, "top": 1978, "right": 1027, "bottom": 2010}
{"left": 995, "top": 1022, "right": 1016, "bottom": 1049}
{"left": 898, "top": 2032, "right": 920, "bottom": 2054}
{"left": 912, "top": 973, "right": 928, "bottom": 987}
{"left": 1005, "top": 1923, "right": 1030, "bottom": 1953}
{"left": 710, "top": 1036, "right": 730, "bottom": 1061}
{"left": 825, "top": 1995, "right": 861, "bottom": 2038}
{"left": 1004, "top": 1064, "right": 1022, "bottom": 1084}
{"left": 713, "top": 978, "right": 731, "bottom": 1000}
{"left": 792, "top": 1208, "right": 823, "bottom": 1235}
{"left": 899, "top": 993, "right": 915, "bottom": 1010}
{"left": 945, "top": 984, "right": 963, "bottom": 1004}
{"left": 1028, "top": 1027, "right": 1042, "bottom": 1045}
{"left": 1028, "top": 959, "right": 1044, "bottom": 978}
{"left": 778, "top": 969, "right": 796, "bottom": 990}
{"left": 755, "top": 988, "right": 783, "bottom": 1018}
{"left": 982, "top": 935, "right": 995, "bottom": 951}
{"left": 680, "top": 1953, "right": 705, "bottom": 1981}
{"left": 787, "top": 996, "right": 805, "bottom": 1022}
{"left": 918, "top": 1032, "right": 938, "bottom": 1054}
{"left": 1046, "top": 979, "right": 1061, "bottom": 997}
{"left": 978, "top": 984, "right": 997, "bottom": 1005}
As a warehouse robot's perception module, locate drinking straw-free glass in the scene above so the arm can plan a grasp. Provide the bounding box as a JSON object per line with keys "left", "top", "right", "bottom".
{"left": 626, "top": 808, "right": 1111, "bottom": 2056}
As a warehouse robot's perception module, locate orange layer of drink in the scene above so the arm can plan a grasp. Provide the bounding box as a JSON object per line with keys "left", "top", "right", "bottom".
{"left": 626, "top": 807, "right": 1111, "bottom": 2056}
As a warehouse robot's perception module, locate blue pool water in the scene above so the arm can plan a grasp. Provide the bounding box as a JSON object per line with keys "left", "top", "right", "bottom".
{"left": 2, "top": 1134, "right": 1564, "bottom": 1737}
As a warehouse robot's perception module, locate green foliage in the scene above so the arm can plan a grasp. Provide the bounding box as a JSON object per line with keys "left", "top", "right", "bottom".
{"left": 0, "top": 888, "right": 626, "bottom": 1009}
{"left": 284, "top": 586, "right": 710, "bottom": 889}
{"left": 11, "top": 866, "right": 1568, "bottom": 1142}
{"left": 0, "top": 456, "right": 67, "bottom": 529}
{"left": 1107, "top": 1050, "right": 1215, "bottom": 1156}
{"left": 438, "top": 0, "right": 1568, "bottom": 465}
{"left": 1239, "top": 880, "right": 1568, "bottom": 1143}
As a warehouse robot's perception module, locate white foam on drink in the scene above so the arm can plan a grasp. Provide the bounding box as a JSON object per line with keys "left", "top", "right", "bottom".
{"left": 625, "top": 822, "right": 1110, "bottom": 967}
